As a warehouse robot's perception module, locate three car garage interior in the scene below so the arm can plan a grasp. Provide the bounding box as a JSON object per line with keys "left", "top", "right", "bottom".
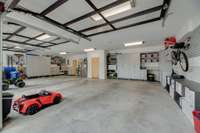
{"left": 0, "top": 0, "right": 200, "bottom": 133}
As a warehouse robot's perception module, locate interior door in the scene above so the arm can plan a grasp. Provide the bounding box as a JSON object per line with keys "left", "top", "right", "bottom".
{"left": 72, "top": 60, "right": 77, "bottom": 76}
{"left": 91, "top": 57, "right": 99, "bottom": 79}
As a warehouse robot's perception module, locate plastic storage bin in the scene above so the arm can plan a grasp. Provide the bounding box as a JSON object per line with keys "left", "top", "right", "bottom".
{"left": 193, "top": 111, "right": 200, "bottom": 133}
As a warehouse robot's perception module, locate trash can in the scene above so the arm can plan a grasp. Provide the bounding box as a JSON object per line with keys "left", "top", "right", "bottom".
{"left": 3, "top": 92, "right": 14, "bottom": 120}
{"left": 193, "top": 110, "right": 200, "bottom": 133}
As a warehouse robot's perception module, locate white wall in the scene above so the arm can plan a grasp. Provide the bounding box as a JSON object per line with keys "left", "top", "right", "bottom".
{"left": 159, "top": 50, "right": 173, "bottom": 87}
{"left": 173, "top": 25, "right": 200, "bottom": 83}
{"left": 87, "top": 50, "right": 106, "bottom": 79}
{"left": 26, "top": 55, "right": 51, "bottom": 77}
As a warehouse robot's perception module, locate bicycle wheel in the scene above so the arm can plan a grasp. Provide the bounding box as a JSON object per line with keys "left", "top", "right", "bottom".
{"left": 179, "top": 51, "right": 189, "bottom": 72}
{"left": 171, "top": 51, "right": 178, "bottom": 65}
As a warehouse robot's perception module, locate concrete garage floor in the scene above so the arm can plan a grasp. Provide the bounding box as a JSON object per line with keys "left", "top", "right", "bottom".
{"left": 2, "top": 76, "right": 195, "bottom": 133}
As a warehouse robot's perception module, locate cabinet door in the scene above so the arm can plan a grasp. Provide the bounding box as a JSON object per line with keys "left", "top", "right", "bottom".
{"left": 185, "top": 87, "right": 195, "bottom": 108}
{"left": 170, "top": 86, "right": 174, "bottom": 99}
{"left": 176, "top": 82, "right": 183, "bottom": 96}
{"left": 182, "top": 98, "right": 194, "bottom": 123}
{"left": 117, "top": 54, "right": 132, "bottom": 79}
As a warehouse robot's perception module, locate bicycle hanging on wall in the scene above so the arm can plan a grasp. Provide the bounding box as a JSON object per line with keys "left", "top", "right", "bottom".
{"left": 164, "top": 37, "right": 190, "bottom": 72}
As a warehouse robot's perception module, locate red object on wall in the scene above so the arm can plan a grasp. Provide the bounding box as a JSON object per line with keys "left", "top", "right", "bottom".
{"left": 0, "top": 2, "right": 5, "bottom": 13}
{"left": 164, "top": 36, "right": 177, "bottom": 48}
{"left": 193, "top": 111, "right": 200, "bottom": 133}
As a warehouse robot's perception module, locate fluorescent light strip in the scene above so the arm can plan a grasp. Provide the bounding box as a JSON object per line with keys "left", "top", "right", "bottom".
{"left": 15, "top": 46, "right": 23, "bottom": 49}
{"left": 37, "top": 34, "right": 51, "bottom": 40}
{"left": 84, "top": 48, "right": 95, "bottom": 52}
{"left": 91, "top": 1, "right": 132, "bottom": 21}
{"left": 124, "top": 41, "right": 144, "bottom": 47}
{"left": 59, "top": 52, "right": 67, "bottom": 55}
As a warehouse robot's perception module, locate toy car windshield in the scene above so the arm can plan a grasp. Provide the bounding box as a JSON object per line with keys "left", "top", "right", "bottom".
{"left": 21, "top": 90, "right": 51, "bottom": 99}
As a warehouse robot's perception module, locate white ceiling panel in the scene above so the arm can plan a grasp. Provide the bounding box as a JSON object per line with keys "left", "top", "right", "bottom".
{"left": 83, "top": 25, "right": 112, "bottom": 35}
{"left": 46, "top": 0, "right": 94, "bottom": 24}
{"left": 69, "top": 17, "right": 105, "bottom": 31}
{"left": 4, "top": 24, "right": 21, "bottom": 33}
{"left": 18, "top": 0, "right": 57, "bottom": 13}
{"left": 9, "top": 36, "right": 29, "bottom": 42}
{"left": 27, "top": 40, "right": 43, "bottom": 45}
{"left": 90, "top": 0, "right": 117, "bottom": 8}
{"left": 51, "top": 38, "right": 67, "bottom": 44}
{"left": 18, "top": 27, "right": 43, "bottom": 37}
{"left": 113, "top": 11, "right": 161, "bottom": 28}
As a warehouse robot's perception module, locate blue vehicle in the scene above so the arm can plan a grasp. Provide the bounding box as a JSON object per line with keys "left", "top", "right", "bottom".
{"left": 3, "top": 67, "right": 26, "bottom": 91}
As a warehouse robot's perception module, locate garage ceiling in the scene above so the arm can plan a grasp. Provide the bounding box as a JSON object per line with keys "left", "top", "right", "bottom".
{"left": 3, "top": 0, "right": 175, "bottom": 54}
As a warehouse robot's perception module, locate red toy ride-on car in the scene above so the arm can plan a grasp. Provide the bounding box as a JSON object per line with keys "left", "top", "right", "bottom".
{"left": 13, "top": 90, "right": 63, "bottom": 115}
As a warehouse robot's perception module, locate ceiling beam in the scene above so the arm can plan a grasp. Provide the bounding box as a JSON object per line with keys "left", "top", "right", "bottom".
{"left": 6, "top": 21, "right": 21, "bottom": 26}
{"left": 13, "top": 8, "right": 91, "bottom": 41}
{"left": 40, "top": 0, "right": 69, "bottom": 16}
{"left": 6, "top": 26, "right": 26, "bottom": 40}
{"left": 3, "top": 39, "right": 46, "bottom": 48}
{"left": 64, "top": 0, "right": 129, "bottom": 26}
{"left": 4, "top": 33, "right": 60, "bottom": 46}
{"left": 80, "top": 5, "right": 163, "bottom": 33}
{"left": 87, "top": 17, "right": 161, "bottom": 37}
{"left": 3, "top": 48, "right": 32, "bottom": 53}
{"left": 84, "top": 0, "right": 116, "bottom": 30}
{"left": 45, "top": 40, "right": 70, "bottom": 47}
{"left": 23, "top": 33, "right": 46, "bottom": 43}
{"left": 37, "top": 37, "right": 61, "bottom": 46}
{"left": 8, "top": 0, "right": 21, "bottom": 9}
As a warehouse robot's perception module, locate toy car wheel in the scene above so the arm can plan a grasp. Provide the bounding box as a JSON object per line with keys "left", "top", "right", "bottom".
{"left": 27, "top": 105, "right": 39, "bottom": 115}
{"left": 54, "top": 96, "right": 61, "bottom": 104}
{"left": 16, "top": 81, "right": 25, "bottom": 88}
{"left": 2, "top": 83, "right": 9, "bottom": 91}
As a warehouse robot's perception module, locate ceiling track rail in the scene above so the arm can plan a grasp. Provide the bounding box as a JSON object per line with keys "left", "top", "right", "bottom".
{"left": 40, "top": 0, "right": 69, "bottom": 16}
{"left": 84, "top": 0, "right": 116, "bottom": 30}
{"left": 79, "top": 5, "right": 163, "bottom": 33}
{"left": 3, "top": 33, "right": 59, "bottom": 46}
{"left": 13, "top": 8, "right": 91, "bottom": 41}
{"left": 87, "top": 17, "right": 161, "bottom": 37}
{"left": 3, "top": 39, "right": 47, "bottom": 48}
{"left": 4, "top": 49, "right": 32, "bottom": 53}
{"left": 44, "top": 40, "right": 70, "bottom": 48}
{"left": 5, "top": 26, "right": 26, "bottom": 40}
{"left": 23, "top": 33, "right": 46, "bottom": 43}
{"left": 64, "top": 0, "right": 129, "bottom": 26}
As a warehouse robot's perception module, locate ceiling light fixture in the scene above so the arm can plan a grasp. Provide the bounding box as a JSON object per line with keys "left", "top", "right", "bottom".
{"left": 59, "top": 52, "right": 67, "bottom": 55}
{"left": 124, "top": 41, "right": 144, "bottom": 47}
{"left": 14, "top": 46, "right": 23, "bottom": 49}
{"left": 37, "top": 34, "right": 51, "bottom": 40}
{"left": 91, "top": 1, "right": 133, "bottom": 21}
{"left": 84, "top": 48, "right": 95, "bottom": 52}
